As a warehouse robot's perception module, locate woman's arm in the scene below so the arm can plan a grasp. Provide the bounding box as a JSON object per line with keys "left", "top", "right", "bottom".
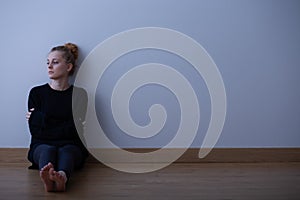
{"left": 27, "top": 88, "right": 46, "bottom": 137}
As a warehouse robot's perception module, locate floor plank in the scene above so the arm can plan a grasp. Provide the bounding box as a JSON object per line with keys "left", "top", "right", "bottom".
{"left": 0, "top": 162, "right": 299, "bottom": 200}
{"left": 2, "top": 148, "right": 300, "bottom": 163}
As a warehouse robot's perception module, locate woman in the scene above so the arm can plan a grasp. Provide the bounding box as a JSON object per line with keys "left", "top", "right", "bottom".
{"left": 26, "top": 43, "right": 88, "bottom": 192}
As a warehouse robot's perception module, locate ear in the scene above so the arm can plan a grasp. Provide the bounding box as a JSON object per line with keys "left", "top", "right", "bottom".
{"left": 67, "top": 63, "right": 73, "bottom": 72}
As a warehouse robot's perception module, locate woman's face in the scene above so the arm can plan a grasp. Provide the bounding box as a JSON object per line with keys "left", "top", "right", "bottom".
{"left": 47, "top": 51, "right": 72, "bottom": 80}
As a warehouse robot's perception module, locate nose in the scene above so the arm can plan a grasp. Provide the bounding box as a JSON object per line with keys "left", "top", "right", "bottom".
{"left": 48, "top": 63, "right": 53, "bottom": 69}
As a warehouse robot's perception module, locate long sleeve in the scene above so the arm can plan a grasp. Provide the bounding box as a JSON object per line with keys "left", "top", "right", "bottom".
{"left": 72, "top": 87, "right": 88, "bottom": 145}
{"left": 28, "top": 88, "right": 46, "bottom": 138}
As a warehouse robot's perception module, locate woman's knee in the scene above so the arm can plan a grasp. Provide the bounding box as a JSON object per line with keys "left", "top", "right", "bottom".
{"left": 34, "top": 144, "right": 56, "bottom": 157}
{"left": 58, "top": 145, "right": 81, "bottom": 155}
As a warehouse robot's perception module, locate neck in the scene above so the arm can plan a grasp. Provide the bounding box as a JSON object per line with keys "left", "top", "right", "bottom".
{"left": 49, "top": 79, "right": 70, "bottom": 91}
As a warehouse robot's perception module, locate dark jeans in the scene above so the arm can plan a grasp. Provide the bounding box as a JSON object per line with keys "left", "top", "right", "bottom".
{"left": 33, "top": 144, "right": 83, "bottom": 179}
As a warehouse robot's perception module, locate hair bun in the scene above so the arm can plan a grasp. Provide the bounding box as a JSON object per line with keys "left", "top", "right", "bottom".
{"left": 64, "top": 43, "right": 78, "bottom": 60}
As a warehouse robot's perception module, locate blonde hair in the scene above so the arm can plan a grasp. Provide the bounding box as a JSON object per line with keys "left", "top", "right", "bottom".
{"left": 50, "top": 43, "right": 79, "bottom": 75}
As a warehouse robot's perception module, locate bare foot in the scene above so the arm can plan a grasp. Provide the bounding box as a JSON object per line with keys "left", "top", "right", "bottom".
{"left": 40, "top": 163, "right": 55, "bottom": 192}
{"left": 50, "top": 170, "right": 67, "bottom": 192}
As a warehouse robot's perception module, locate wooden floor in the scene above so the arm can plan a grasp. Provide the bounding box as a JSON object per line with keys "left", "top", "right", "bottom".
{"left": 0, "top": 162, "right": 299, "bottom": 200}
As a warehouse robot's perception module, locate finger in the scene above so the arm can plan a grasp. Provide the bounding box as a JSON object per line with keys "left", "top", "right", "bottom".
{"left": 26, "top": 112, "right": 32, "bottom": 120}
{"left": 30, "top": 108, "right": 35, "bottom": 111}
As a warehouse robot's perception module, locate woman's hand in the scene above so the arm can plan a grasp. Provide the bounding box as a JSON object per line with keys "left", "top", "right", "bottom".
{"left": 26, "top": 108, "right": 35, "bottom": 121}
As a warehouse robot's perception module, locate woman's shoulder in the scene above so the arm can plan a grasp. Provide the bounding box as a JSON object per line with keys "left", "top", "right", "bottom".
{"left": 72, "top": 85, "right": 87, "bottom": 96}
{"left": 72, "top": 85, "right": 88, "bottom": 102}
{"left": 29, "top": 83, "right": 49, "bottom": 93}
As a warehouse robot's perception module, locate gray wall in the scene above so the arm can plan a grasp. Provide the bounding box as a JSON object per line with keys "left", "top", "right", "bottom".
{"left": 0, "top": 0, "right": 299, "bottom": 148}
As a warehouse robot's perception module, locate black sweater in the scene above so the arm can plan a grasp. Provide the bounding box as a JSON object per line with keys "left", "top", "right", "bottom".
{"left": 27, "top": 83, "right": 88, "bottom": 166}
